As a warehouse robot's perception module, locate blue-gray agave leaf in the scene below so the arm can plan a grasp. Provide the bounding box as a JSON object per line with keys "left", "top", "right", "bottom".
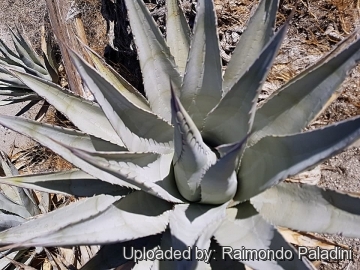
{"left": 0, "top": 192, "right": 172, "bottom": 247}
{"left": 66, "top": 146, "right": 183, "bottom": 203}
{"left": 69, "top": 50, "right": 173, "bottom": 154}
{"left": 0, "top": 195, "right": 118, "bottom": 246}
{"left": 10, "top": 69, "right": 125, "bottom": 147}
{"left": 171, "top": 87, "right": 216, "bottom": 201}
{"left": 214, "top": 202, "right": 312, "bottom": 269}
{"left": 200, "top": 140, "right": 246, "bottom": 204}
{"left": 0, "top": 169, "right": 132, "bottom": 197}
{"left": 251, "top": 32, "right": 360, "bottom": 145}
{"left": 202, "top": 16, "right": 290, "bottom": 145}
{"left": 11, "top": 26, "right": 45, "bottom": 68}
{"left": 236, "top": 116, "right": 360, "bottom": 202}
{"left": 166, "top": 0, "right": 191, "bottom": 74}
{"left": 124, "top": 0, "right": 182, "bottom": 122}
{"left": 0, "top": 115, "right": 138, "bottom": 190}
{"left": 84, "top": 46, "right": 150, "bottom": 110}
{"left": 8, "top": 28, "right": 48, "bottom": 76}
{"left": 223, "top": 0, "right": 279, "bottom": 93}
{"left": 181, "top": 0, "right": 223, "bottom": 128}
{"left": 0, "top": 1, "right": 360, "bottom": 269}
{"left": 252, "top": 183, "right": 360, "bottom": 238}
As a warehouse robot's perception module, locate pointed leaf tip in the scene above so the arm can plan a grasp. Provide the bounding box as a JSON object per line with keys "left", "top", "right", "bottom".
{"left": 68, "top": 49, "right": 174, "bottom": 154}
{"left": 223, "top": 0, "right": 279, "bottom": 92}
{"left": 200, "top": 139, "right": 248, "bottom": 204}
{"left": 9, "top": 68, "right": 125, "bottom": 147}
{"left": 180, "top": 0, "right": 223, "bottom": 128}
{"left": 251, "top": 30, "right": 360, "bottom": 144}
{"left": 170, "top": 86, "right": 217, "bottom": 202}
{"left": 166, "top": 0, "right": 191, "bottom": 74}
{"left": 124, "top": 0, "right": 182, "bottom": 122}
{"left": 202, "top": 14, "right": 290, "bottom": 145}
{"left": 170, "top": 82, "right": 180, "bottom": 113}
{"left": 237, "top": 116, "right": 360, "bottom": 202}
{"left": 58, "top": 142, "right": 183, "bottom": 203}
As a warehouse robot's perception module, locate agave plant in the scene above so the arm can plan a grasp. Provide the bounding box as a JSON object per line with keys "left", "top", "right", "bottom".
{"left": 0, "top": 151, "right": 46, "bottom": 269}
{"left": 0, "top": 26, "right": 58, "bottom": 119}
{"left": 0, "top": 0, "right": 360, "bottom": 269}
{"left": 0, "top": 151, "right": 100, "bottom": 269}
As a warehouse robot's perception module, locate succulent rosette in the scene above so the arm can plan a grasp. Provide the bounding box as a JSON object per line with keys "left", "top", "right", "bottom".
{"left": 1, "top": 0, "right": 360, "bottom": 269}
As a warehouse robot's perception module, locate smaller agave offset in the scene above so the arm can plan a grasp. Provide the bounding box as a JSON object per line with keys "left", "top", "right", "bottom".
{"left": 0, "top": 0, "right": 360, "bottom": 269}
{"left": 0, "top": 151, "right": 47, "bottom": 268}
{"left": 0, "top": 27, "right": 58, "bottom": 119}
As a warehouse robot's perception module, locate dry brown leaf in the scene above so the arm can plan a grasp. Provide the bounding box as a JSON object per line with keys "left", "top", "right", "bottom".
{"left": 286, "top": 165, "right": 321, "bottom": 185}
{"left": 278, "top": 227, "right": 349, "bottom": 250}
{"left": 41, "top": 259, "right": 53, "bottom": 270}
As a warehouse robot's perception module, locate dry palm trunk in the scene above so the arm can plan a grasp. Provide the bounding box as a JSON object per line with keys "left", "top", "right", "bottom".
{"left": 45, "top": 0, "right": 91, "bottom": 98}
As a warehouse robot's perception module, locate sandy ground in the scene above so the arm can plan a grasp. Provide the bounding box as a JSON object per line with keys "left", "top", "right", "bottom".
{"left": 0, "top": 30, "right": 39, "bottom": 154}
{"left": 0, "top": 0, "right": 48, "bottom": 154}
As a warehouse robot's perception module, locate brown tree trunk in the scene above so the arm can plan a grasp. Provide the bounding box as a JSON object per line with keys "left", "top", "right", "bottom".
{"left": 45, "top": 0, "right": 91, "bottom": 97}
